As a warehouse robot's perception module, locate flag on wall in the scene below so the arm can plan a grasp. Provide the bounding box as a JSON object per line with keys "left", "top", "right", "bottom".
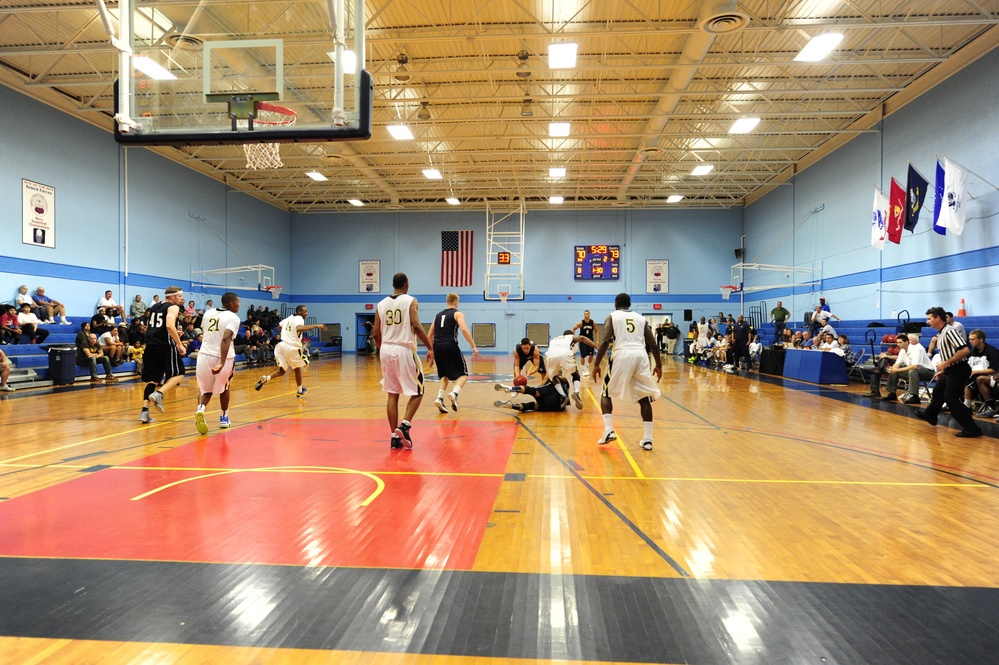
{"left": 904, "top": 164, "right": 928, "bottom": 232}
{"left": 938, "top": 157, "right": 970, "bottom": 235}
{"left": 886, "top": 178, "right": 905, "bottom": 244}
{"left": 441, "top": 230, "right": 474, "bottom": 287}
{"left": 871, "top": 187, "right": 888, "bottom": 250}
{"left": 932, "top": 160, "right": 947, "bottom": 235}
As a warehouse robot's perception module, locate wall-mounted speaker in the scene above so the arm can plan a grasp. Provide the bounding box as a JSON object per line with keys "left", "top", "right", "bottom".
{"left": 683, "top": 309, "right": 693, "bottom": 321}
{"left": 734, "top": 248, "right": 744, "bottom": 259}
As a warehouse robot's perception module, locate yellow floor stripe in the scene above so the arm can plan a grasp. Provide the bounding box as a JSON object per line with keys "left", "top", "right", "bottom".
{"left": 582, "top": 380, "right": 645, "bottom": 480}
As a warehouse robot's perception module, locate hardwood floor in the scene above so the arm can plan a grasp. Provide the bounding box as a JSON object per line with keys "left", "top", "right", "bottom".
{"left": 1, "top": 354, "right": 996, "bottom": 663}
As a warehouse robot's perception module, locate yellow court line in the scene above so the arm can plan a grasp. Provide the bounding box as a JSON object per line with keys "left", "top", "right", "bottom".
{"left": 0, "top": 389, "right": 305, "bottom": 466}
{"left": 583, "top": 380, "right": 645, "bottom": 480}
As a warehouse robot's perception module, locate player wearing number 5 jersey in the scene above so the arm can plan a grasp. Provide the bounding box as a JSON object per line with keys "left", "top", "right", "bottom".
{"left": 374, "top": 272, "right": 435, "bottom": 450}
{"left": 592, "top": 293, "right": 662, "bottom": 450}
{"left": 254, "top": 305, "right": 327, "bottom": 397}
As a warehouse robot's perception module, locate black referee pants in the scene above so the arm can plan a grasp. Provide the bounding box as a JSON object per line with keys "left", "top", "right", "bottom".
{"left": 924, "top": 362, "right": 981, "bottom": 433}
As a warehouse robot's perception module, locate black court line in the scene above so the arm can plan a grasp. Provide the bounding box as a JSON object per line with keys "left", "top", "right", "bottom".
{"left": 515, "top": 416, "right": 691, "bottom": 578}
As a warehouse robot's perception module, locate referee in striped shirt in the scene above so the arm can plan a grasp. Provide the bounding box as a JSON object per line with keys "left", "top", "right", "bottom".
{"left": 915, "top": 307, "right": 983, "bottom": 438}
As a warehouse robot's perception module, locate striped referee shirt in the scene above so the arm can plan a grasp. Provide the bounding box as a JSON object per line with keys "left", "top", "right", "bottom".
{"left": 937, "top": 324, "right": 968, "bottom": 364}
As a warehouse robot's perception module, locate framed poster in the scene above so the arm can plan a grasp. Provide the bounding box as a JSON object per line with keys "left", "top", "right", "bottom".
{"left": 359, "top": 260, "right": 380, "bottom": 293}
{"left": 23, "top": 179, "right": 55, "bottom": 248}
{"left": 646, "top": 259, "right": 669, "bottom": 293}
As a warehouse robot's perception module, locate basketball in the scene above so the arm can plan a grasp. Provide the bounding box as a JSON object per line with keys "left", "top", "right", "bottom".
{"left": 513, "top": 375, "right": 528, "bottom": 387}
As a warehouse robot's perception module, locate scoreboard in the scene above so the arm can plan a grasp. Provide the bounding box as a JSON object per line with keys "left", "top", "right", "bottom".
{"left": 574, "top": 245, "right": 620, "bottom": 280}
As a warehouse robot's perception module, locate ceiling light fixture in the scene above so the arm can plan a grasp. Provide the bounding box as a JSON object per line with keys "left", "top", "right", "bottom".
{"left": 326, "top": 49, "right": 357, "bottom": 73}
{"left": 520, "top": 99, "right": 534, "bottom": 117}
{"left": 549, "top": 122, "right": 570, "bottom": 137}
{"left": 516, "top": 49, "right": 532, "bottom": 78}
{"left": 347, "top": 199, "right": 364, "bottom": 207}
{"left": 132, "top": 56, "right": 176, "bottom": 80}
{"left": 423, "top": 168, "right": 442, "bottom": 180}
{"left": 550, "top": 196, "right": 565, "bottom": 205}
{"left": 691, "top": 164, "right": 714, "bottom": 176}
{"left": 305, "top": 171, "right": 328, "bottom": 181}
{"left": 394, "top": 53, "right": 410, "bottom": 81}
{"left": 666, "top": 195, "right": 684, "bottom": 203}
{"left": 794, "top": 33, "right": 843, "bottom": 62}
{"left": 446, "top": 197, "right": 461, "bottom": 205}
{"left": 729, "top": 117, "right": 760, "bottom": 134}
{"left": 417, "top": 102, "right": 431, "bottom": 121}
{"left": 387, "top": 124, "right": 414, "bottom": 140}
{"left": 548, "top": 42, "right": 577, "bottom": 69}
{"left": 549, "top": 167, "right": 566, "bottom": 178}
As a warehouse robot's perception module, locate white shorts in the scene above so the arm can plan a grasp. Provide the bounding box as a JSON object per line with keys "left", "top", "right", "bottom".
{"left": 603, "top": 348, "right": 661, "bottom": 403}
{"left": 196, "top": 354, "right": 235, "bottom": 395}
{"left": 545, "top": 349, "right": 577, "bottom": 379}
{"left": 379, "top": 343, "right": 425, "bottom": 396}
{"left": 274, "top": 341, "right": 307, "bottom": 371}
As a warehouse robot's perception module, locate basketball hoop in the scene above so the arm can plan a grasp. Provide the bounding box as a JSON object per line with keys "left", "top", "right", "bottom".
{"left": 498, "top": 291, "right": 509, "bottom": 304}
{"left": 264, "top": 285, "right": 283, "bottom": 300}
{"left": 240, "top": 102, "right": 297, "bottom": 170}
{"left": 720, "top": 285, "right": 738, "bottom": 300}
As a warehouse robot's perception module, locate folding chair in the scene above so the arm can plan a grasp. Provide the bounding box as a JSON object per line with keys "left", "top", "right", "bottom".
{"left": 847, "top": 348, "right": 868, "bottom": 382}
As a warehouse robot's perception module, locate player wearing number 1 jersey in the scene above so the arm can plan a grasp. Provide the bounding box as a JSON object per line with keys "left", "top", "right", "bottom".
{"left": 429, "top": 293, "right": 478, "bottom": 414}
{"left": 592, "top": 293, "right": 662, "bottom": 450}
{"left": 254, "top": 305, "right": 327, "bottom": 397}
{"left": 374, "top": 273, "right": 435, "bottom": 450}
{"left": 194, "top": 292, "right": 241, "bottom": 434}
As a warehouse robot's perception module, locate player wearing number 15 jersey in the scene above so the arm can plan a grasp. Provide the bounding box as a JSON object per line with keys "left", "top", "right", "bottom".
{"left": 374, "top": 272, "right": 435, "bottom": 450}
{"left": 254, "top": 305, "right": 327, "bottom": 397}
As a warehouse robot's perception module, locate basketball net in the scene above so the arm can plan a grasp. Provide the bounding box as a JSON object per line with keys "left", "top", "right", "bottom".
{"left": 720, "top": 286, "right": 737, "bottom": 300}
{"left": 240, "top": 102, "right": 297, "bottom": 170}
{"left": 264, "top": 286, "right": 283, "bottom": 300}
{"left": 499, "top": 291, "right": 509, "bottom": 304}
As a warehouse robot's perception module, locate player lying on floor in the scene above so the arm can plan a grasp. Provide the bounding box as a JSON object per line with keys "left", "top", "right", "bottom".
{"left": 493, "top": 376, "right": 571, "bottom": 412}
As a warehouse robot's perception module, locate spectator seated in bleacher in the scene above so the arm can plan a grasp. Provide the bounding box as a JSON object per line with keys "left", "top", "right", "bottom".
{"left": 837, "top": 335, "right": 857, "bottom": 367}
{"left": 186, "top": 333, "right": 203, "bottom": 359}
{"left": 963, "top": 329, "right": 999, "bottom": 415}
{"left": 17, "top": 303, "right": 49, "bottom": 344}
{"left": 15, "top": 285, "right": 40, "bottom": 319}
{"left": 130, "top": 294, "right": 148, "bottom": 322}
{"left": 302, "top": 336, "right": 319, "bottom": 358}
{"left": 90, "top": 308, "right": 113, "bottom": 336}
{"left": 710, "top": 333, "right": 730, "bottom": 367}
{"left": 77, "top": 332, "right": 116, "bottom": 383}
{"left": 873, "top": 334, "right": 934, "bottom": 404}
{"left": 97, "top": 290, "right": 125, "bottom": 323}
{"left": 32, "top": 286, "right": 71, "bottom": 325}
{"left": 1, "top": 305, "right": 22, "bottom": 345}
{"left": 98, "top": 326, "right": 126, "bottom": 367}
{"left": 799, "top": 331, "right": 814, "bottom": 349}
{"left": 817, "top": 332, "right": 840, "bottom": 352}
{"left": 866, "top": 335, "right": 901, "bottom": 398}
{"left": 234, "top": 328, "right": 259, "bottom": 365}
{"left": 749, "top": 332, "right": 763, "bottom": 364}
{"left": 0, "top": 347, "right": 13, "bottom": 392}
{"left": 810, "top": 304, "right": 842, "bottom": 337}
{"left": 180, "top": 322, "right": 197, "bottom": 342}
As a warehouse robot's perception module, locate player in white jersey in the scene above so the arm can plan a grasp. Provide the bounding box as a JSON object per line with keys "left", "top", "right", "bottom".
{"left": 254, "top": 305, "right": 327, "bottom": 397}
{"left": 592, "top": 293, "right": 662, "bottom": 450}
{"left": 194, "top": 292, "right": 242, "bottom": 434}
{"left": 374, "top": 272, "right": 435, "bottom": 450}
{"left": 545, "top": 330, "right": 598, "bottom": 409}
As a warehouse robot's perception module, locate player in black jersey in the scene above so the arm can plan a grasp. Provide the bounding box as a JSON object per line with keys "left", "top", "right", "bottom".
{"left": 514, "top": 338, "right": 546, "bottom": 384}
{"left": 138, "top": 286, "right": 187, "bottom": 424}
{"left": 572, "top": 310, "right": 599, "bottom": 376}
{"left": 428, "top": 293, "right": 479, "bottom": 413}
{"left": 494, "top": 376, "right": 570, "bottom": 412}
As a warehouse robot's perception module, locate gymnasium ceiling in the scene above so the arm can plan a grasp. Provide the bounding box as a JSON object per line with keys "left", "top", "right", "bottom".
{"left": 2, "top": 1, "right": 999, "bottom": 213}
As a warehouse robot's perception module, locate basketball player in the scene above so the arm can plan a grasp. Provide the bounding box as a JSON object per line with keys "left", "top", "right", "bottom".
{"left": 194, "top": 292, "right": 241, "bottom": 434}
{"left": 572, "top": 310, "right": 599, "bottom": 375}
{"left": 373, "top": 273, "right": 434, "bottom": 450}
{"left": 514, "top": 338, "right": 547, "bottom": 384}
{"left": 254, "top": 305, "right": 326, "bottom": 397}
{"left": 429, "top": 293, "right": 479, "bottom": 413}
{"left": 545, "top": 330, "right": 598, "bottom": 409}
{"left": 591, "top": 293, "right": 662, "bottom": 450}
{"left": 493, "top": 375, "right": 571, "bottom": 412}
{"left": 138, "top": 286, "right": 187, "bottom": 424}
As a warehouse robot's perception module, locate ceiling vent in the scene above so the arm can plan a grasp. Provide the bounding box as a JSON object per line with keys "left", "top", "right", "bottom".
{"left": 611, "top": 199, "right": 632, "bottom": 207}
{"left": 698, "top": 12, "right": 749, "bottom": 34}
{"left": 321, "top": 152, "right": 346, "bottom": 163}
{"left": 639, "top": 146, "right": 666, "bottom": 156}
{"left": 385, "top": 203, "right": 404, "bottom": 210}
{"left": 165, "top": 33, "right": 203, "bottom": 50}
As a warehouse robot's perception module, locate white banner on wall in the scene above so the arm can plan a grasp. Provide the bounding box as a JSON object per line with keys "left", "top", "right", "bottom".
{"left": 359, "top": 260, "right": 380, "bottom": 293}
{"left": 646, "top": 259, "right": 669, "bottom": 294}
{"left": 22, "top": 179, "right": 55, "bottom": 248}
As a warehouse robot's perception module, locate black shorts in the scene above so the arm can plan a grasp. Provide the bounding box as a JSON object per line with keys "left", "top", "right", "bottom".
{"left": 579, "top": 343, "right": 595, "bottom": 359}
{"left": 433, "top": 342, "right": 468, "bottom": 381}
{"left": 518, "top": 355, "right": 547, "bottom": 374}
{"left": 142, "top": 344, "right": 185, "bottom": 384}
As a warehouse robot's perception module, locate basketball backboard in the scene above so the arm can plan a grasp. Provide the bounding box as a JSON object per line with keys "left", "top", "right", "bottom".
{"left": 110, "top": 0, "right": 371, "bottom": 146}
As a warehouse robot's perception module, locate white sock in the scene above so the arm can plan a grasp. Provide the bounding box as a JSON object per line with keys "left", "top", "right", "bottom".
{"left": 573, "top": 380, "right": 581, "bottom": 394}
{"left": 221, "top": 410, "right": 228, "bottom": 418}
{"left": 402, "top": 419, "right": 411, "bottom": 427}
{"left": 452, "top": 385, "right": 462, "bottom": 395}
{"left": 602, "top": 414, "right": 614, "bottom": 432}
{"left": 644, "top": 422, "right": 653, "bottom": 440}
{"left": 438, "top": 390, "right": 445, "bottom": 400}
{"left": 197, "top": 404, "right": 205, "bottom": 413}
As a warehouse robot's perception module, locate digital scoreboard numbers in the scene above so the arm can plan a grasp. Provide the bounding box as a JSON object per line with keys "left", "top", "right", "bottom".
{"left": 574, "top": 245, "right": 621, "bottom": 280}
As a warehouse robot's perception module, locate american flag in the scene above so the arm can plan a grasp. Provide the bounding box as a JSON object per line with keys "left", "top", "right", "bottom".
{"left": 441, "top": 230, "right": 473, "bottom": 287}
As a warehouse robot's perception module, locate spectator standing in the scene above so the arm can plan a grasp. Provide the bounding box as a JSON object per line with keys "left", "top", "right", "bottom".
{"left": 732, "top": 314, "right": 752, "bottom": 370}
{"left": 915, "top": 307, "right": 982, "bottom": 438}
{"left": 770, "top": 300, "right": 790, "bottom": 341}
{"left": 664, "top": 321, "right": 681, "bottom": 356}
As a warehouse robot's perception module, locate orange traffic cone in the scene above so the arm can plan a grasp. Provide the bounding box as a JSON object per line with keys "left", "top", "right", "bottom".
{"left": 957, "top": 299, "right": 967, "bottom": 317}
